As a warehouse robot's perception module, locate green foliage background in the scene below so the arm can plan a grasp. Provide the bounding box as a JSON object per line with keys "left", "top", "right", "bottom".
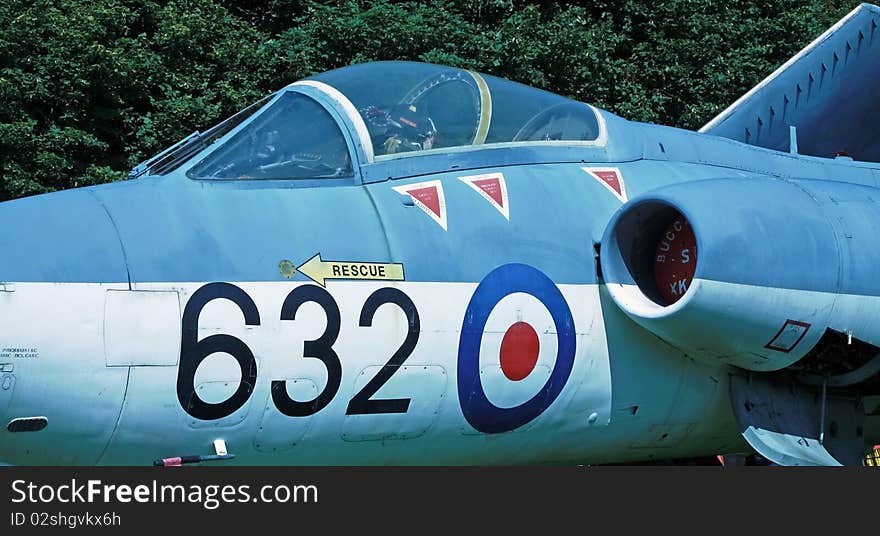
{"left": 0, "top": 0, "right": 855, "bottom": 201}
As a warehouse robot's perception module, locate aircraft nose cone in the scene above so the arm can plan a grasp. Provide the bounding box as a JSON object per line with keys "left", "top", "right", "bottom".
{"left": 0, "top": 189, "right": 129, "bottom": 284}
{"left": 0, "top": 188, "right": 130, "bottom": 464}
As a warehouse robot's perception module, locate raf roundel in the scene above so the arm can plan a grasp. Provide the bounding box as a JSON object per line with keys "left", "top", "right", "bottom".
{"left": 457, "top": 263, "right": 576, "bottom": 434}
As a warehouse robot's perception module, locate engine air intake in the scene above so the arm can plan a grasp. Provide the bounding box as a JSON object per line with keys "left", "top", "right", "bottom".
{"left": 600, "top": 177, "right": 880, "bottom": 372}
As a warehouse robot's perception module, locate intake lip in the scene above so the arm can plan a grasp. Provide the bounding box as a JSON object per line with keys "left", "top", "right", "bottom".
{"left": 600, "top": 196, "right": 702, "bottom": 319}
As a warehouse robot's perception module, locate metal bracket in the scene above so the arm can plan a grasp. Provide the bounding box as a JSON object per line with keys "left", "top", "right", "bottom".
{"left": 152, "top": 439, "right": 235, "bottom": 466}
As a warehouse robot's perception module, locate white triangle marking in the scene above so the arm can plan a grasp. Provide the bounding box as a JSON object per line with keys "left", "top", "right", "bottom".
{"left": 458, "top": 172, "right": 510, "bottom": 220}
{"left": 392, "top": 180, "right": 448, "bottom": 231}
{"left": 582, "top": 166, "right": 627, "bottom": 203}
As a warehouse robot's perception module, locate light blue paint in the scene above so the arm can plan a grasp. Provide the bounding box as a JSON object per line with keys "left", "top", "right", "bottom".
{"left": 2, "top": 60, "right": 879, "bottom": 295}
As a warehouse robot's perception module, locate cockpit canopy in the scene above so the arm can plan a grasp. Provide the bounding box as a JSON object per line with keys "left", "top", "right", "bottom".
{"left": 310, "top": 61, "right": 602, "bottom": 158}
{"left": 161, "top": 61, "right": 603, "bottom": 181}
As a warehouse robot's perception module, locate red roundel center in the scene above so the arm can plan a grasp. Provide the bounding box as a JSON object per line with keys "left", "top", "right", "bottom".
{"left": 654, "top": 216, "right": 697, "bottom": 305}
{"left": 500, "top": 322, "right": 540, "bottom": 381}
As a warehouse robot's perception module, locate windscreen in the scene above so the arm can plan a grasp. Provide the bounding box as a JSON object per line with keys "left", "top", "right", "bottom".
{"left": 187, "top": 92, "right": 353, "bottom": 180}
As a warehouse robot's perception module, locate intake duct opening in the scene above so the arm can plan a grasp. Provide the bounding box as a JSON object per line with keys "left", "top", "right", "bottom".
{"left": 605, "top": 199, "right": 698, "bottom": 307}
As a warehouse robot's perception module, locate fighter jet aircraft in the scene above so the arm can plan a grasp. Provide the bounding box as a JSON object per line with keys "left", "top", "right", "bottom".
{"left": 2, "top": 4, "right": 880, "bottom": 466}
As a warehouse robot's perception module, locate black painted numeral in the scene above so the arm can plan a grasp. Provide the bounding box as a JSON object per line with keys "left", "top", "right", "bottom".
{"left": 346, "top": 287, "right": 420, "bottom": 415}
{"left": 177, "top": 283, "right": 423, "bottom": 420}
{"left": 177, "top": 282, "right": 260, "bottom": 420}
{"left": 273, "top": 285, "right": 343, "bottom": 416}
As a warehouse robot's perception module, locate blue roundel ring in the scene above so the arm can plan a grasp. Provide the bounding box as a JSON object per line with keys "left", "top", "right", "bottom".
{"left": 457, "top": 263, "right": 576, "bottom": 434}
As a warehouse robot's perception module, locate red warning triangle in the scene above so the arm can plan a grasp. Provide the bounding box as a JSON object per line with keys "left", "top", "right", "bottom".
{"left": 583, "top": 167, "right": 627, "bottom": 202}
{"left": 392, "top": 180, "right": 448, "bottom": 230}
{"left": 459, "top": 172, "right": 510, "bottom": 220}
{"left": 407, "top": 186, "right": 442, "bottom": 219}
{"left": 473, "top": 178, "right": 503, "bottom": 206}
{"left": 593, "top": 171, "right": 622, "bottom": 196}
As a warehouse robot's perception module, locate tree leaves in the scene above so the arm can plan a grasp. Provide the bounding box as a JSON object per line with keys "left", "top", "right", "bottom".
{"left": 0, "top": 0, "right": 854, "bottom": 201}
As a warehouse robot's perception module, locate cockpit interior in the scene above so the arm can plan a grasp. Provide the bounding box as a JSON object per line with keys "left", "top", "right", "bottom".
{"left": 136, "top": 61, "right": 604, "bottom": 181}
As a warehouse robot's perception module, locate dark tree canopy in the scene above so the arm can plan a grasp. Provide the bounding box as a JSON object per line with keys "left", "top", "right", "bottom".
{"left": 0, "top": 0, "right": 855, "bottom": 201}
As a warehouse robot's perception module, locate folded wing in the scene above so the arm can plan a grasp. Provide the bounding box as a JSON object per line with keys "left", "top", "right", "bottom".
{"left": 700, "top": 3, "right": 880, "bottom": 162}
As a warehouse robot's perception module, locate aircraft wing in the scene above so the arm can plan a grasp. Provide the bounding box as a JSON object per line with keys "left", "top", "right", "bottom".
{"left": 700, "top": 3, "right": 880, "bottom": 162}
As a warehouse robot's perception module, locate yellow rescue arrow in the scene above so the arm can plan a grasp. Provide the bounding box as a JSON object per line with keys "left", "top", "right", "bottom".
{"left": 297, "top": 253, "right": 405, "bottom": 287}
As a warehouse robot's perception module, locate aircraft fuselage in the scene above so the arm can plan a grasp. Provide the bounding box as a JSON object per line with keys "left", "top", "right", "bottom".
{"left": 2, "top": 106, "right": 878, "bottom": 465}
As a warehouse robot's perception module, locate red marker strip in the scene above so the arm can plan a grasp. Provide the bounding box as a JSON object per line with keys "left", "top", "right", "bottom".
{"left": 153, "top": 454, "right": 234, "bottom": 466}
